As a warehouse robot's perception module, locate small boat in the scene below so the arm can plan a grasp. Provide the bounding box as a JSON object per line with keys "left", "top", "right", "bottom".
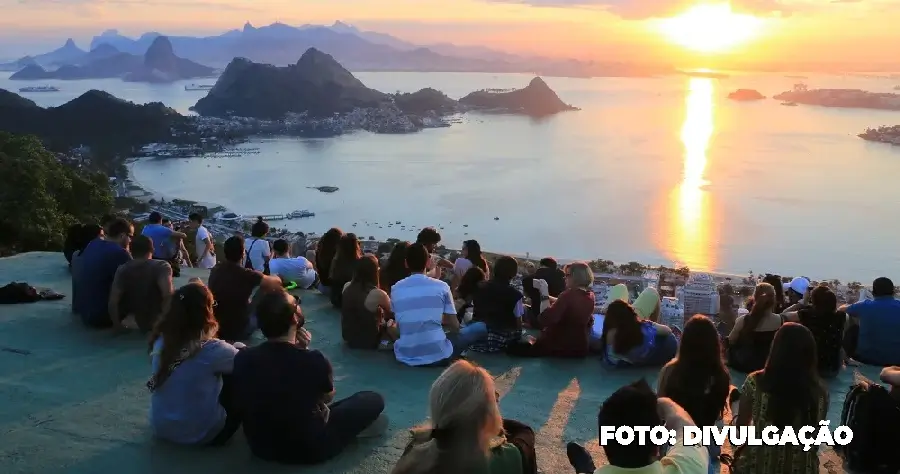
{"left": 185, "top": 84, "right": 214, "bottom": 91}
{"left": 19, "top": 85, "right": 59, "bottom": 93}
{"left": 781, "top": 102, "right": 798, "bottom": 107}
{"left": 287, "top": 209, "right": 315, "bottom": 219}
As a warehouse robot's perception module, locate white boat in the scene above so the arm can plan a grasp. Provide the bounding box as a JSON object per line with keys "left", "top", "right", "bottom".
{"left": 184, "top": 84, "right": 214, "bottom": 91}
{"left": 213, "top": 211, "right": 243, "bottom": 222}
{"left": 288, "top": 209, "right": 315, "bottom": 218}
{"left": 19, "top": 86, "right": 59, "bottom": 93}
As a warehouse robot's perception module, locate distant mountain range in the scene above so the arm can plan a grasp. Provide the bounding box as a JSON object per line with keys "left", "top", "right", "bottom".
{"left": 8, "top": 36, "right": 214, "bottom": 83}
{"left": 0, "top": 21, "right": 666, "bottom": 78}
{"left": 193, "top": 47, "right": 579, "bottom": 119}
{"left": 0, "top": 88, "right": 185, "bottom": 150}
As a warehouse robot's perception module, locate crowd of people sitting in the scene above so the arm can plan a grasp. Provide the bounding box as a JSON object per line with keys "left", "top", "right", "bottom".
{"left": 60, "top": 215, "right": 900, "bottom": 474}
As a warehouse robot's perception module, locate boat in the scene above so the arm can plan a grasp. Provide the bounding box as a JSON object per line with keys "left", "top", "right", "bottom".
{"left": 781, "top": 102, "right": 798, "bottom": 106}
{"left": 213, "top": 211, "right": 243, "bottom": 222}
{"left": 287, "top": 209, "right": 315, "bottom": 219}
{"left": 184, "top": 84, "right": 214, "bottom": 91}
{"left": 18, "top": 86, "right": 59, "bottom": 93}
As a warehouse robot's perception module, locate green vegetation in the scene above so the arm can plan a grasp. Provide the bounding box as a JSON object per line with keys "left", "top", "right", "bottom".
{"left": 0, "top": 133, "right": 113, "bottom": 254}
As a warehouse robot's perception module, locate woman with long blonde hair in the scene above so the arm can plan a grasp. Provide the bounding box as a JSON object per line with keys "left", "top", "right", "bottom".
{"left": 726, "top": 282, "right": 785, "bottom": 373}
{"left": 392, "top": 361, "right": 537, "bottom": 474}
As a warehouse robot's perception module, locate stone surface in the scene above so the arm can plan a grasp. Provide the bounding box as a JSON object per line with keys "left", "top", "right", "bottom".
{"left": 0, "top": 252, "right": 866, "bottom": 473}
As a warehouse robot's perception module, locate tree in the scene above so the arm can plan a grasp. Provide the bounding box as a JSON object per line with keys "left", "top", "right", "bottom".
{"left": 0, "top": 132, "right": 113, "bottom": 252}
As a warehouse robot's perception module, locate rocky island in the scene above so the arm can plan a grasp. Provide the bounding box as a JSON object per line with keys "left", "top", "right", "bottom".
{"left": 858, "top": 125, "right": 900, "bottom": 145}
{"left": 458, "top": 77, "right": 578, "bottom": 116}
{"left": 10, "top": 36, "right": 214, "bottom": 83}
{"left": 773, "top": 87, "right": 900, "bottom": 111}
{"left": 727, "top": 89, "right": 765, "bottom": 101}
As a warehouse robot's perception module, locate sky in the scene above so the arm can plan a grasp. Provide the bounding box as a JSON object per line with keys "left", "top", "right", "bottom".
{"left": 2, "top": 0, "right": 900, "bottom": 68}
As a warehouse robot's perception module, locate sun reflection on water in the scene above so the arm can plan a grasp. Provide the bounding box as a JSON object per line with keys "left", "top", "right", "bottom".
{"left": 669, "top": 77, "right": 715, "bottom": 271}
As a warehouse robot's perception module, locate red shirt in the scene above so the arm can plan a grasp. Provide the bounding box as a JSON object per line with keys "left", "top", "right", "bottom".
{"left": 536, "top": 288, "right": 595, "bottom": 358}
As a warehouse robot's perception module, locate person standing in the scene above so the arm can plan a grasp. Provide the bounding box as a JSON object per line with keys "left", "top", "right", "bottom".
{"left": 189, "top": 213, "right": 217, "bottom": 269}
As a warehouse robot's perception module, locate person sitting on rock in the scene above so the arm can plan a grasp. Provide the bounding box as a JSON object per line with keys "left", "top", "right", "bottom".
{"left": 64, "top": 223, "right": 102, "bottom": 268}
{"left": 451, "top": 239, "right": 490, "bottom": 288}
{"left": 329, "top": 233, "right": 362, "bottom": 309}
{"left": 392, "top": 360, "right": 537, "bottom": 474}
{"left": 391, "top": 243, "right": 483, "bottom": 367}
{"left": 454, "top": 266, "right": 486, "bottom": 321}
{"left": 521, "top": 257, "right": 566, "bottom": 328}
{"left": 341, "top": 255, "right": 397, "bottom": 350}
{"left": 141, "top": 212, "right": 186, "bottom": 277}
{"left": 600, "top": 300, "right": 677, "bottom": 368}
{"left": 511, "top": 262, "right": 595, "bottom": 358}
{"left": 208, "top": 236, "right": 282, "bottom": 342}
{"left": 726, "top": 282, "right": 784, "bottom": 373}
{"left": 147, "top": 282, "right": 242, "bottom": 446}
{"left": 314, "top": 227, "right": 344, "bottom": 296}
{"left": 108, "top": 235, "right": 173, "bottom": 332}
{"left": 468, "top": 256, "right": 525, "bottom": 353}
{"left": 566, "top": 379, "right": 707, "bottom": 474}
{"left": 232, "top": 287, "right": 388, "bottom": 464}
{"left": 72, "top": 217, "right": 133, "bottom": 328}
{"left": 380, "top": 241, "right": 411, "bottom": 295}
{"left": 657, "top": 315, "right": 732, "bottom": 474}
{"left": 416, "top": 227, "right": 453, "bottom": 279}
{"left": 841, "top": 277, "right": 900, "bottom": 366}
{"left": 268, "top": 239, "right": 318, "bottom": 290}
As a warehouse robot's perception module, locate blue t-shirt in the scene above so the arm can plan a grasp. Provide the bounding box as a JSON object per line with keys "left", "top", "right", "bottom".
{"left": 605, "top": 320, "right": 657, "bottom": 366}
{"left": 142, "top": 223, "right": 174, "bottom": 259}
{"left": 848, "top": 297, "right": 900, "bottom": 365}
{"left": 72, "top": 238, "right": 131, "bottom": 327}
{"left": 149, "top": 337, "right": 239, "bottom": 445}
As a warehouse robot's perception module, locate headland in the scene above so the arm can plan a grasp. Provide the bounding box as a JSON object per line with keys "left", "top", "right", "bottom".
{"left": 773, "top": 87, "right": 900, "bottom": 111}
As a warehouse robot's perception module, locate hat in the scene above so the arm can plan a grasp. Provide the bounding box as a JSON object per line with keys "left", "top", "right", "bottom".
{"left": 786, "top": 277, "right": 810, "bottom": 296}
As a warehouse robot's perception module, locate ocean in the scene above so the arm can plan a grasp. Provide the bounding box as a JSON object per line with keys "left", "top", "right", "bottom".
{"left": 3, "top": 71, "right": 900, "bottom": 281}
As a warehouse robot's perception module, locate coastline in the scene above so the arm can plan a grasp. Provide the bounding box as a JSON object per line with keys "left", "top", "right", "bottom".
{"left": 124, "top": 159, "right": 230, "bottom": 214}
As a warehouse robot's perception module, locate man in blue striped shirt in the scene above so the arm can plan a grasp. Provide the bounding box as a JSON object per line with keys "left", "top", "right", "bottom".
{"left": 390, "top": 243, "right": 482, "bottom": 366}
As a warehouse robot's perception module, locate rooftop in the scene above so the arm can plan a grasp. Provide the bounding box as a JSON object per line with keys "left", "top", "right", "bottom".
{"left": 0, "top": 252, "right": 859, "bottom": 473}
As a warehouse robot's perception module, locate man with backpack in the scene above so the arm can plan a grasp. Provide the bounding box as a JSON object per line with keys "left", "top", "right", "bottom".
{"left": 838, "top": 366, "right": 900, "bottom": 473}
{"left": 208, "top": 236, "right": 282, "bottom": 341}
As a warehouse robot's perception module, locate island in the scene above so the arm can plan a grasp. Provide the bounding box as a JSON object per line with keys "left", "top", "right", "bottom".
{"left": 458, "top": 77, "right": 578, "bottom": 116}
{"left": 773, "top": 85, "right": 900, "bottom": 111}
{"left": 858, "top": 125, "right": 900, "bottom": 145}
{"left": 10, "top": 36, "right": 214, "bottom": 83}
{"left": 727, "top": 89, "right": 765, "bottom": 101}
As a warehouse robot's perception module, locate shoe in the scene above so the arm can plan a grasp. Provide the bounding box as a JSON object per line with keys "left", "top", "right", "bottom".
{"left": 566, "top": 442, "right": 596, "bottom": 474}
{"left": 358, "top": 413, "right": 389, "bottom": 438}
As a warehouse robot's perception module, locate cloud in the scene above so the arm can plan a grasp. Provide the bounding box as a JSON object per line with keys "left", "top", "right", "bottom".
{"left": 486, "top": 0, "right": 795, "bottom": 19}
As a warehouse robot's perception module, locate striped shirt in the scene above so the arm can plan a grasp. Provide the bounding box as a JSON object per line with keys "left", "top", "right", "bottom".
{"left": 391, "top": 273, "right": 456, "bottom": 366}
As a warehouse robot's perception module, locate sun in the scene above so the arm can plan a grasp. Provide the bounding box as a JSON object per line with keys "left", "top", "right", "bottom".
{"left": 657, "top": 3, "right": 764, "bottom": 53}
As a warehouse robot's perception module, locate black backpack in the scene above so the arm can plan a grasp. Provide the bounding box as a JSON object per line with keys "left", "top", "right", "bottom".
{"left": 837, "top": 377, "right": 900, "bottom": 473}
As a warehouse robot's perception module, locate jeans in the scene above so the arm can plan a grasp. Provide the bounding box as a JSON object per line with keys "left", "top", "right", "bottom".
{"left": 417, "top": 325, "right": 487, "bottom": 368}
{"left": 287, "top": 391, "right": 386, "bottom": 464}
{"left": 208, "top": 373, "right": 241, "bottom": 446}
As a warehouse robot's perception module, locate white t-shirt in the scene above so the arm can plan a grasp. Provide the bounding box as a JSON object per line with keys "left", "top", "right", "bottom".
{"left": 194, "top": 225, "right": 217, "bottom": 269}
{"left": 453, "top": 257, "right": 473, "bottom": 279}
{"left": 269, "top": 257, "right": 318, "bottom": 289}
{"left": 243, "top": 237, "right": 271, "bottom": 272}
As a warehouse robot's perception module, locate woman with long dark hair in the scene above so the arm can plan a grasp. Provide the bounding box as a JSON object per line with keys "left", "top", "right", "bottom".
{"left": 452, "top": 240, "right": 489, "bottom": 287}
{"left": 147, "top": 282, "right": 242, "bottom": 446}
{"left": 244, "top": 217, "right": 271, "bottom": 273}
{"left": 329, "top": 233, "right": 362, "bottom": 308}
{"left": 730, "top": 323, "right": 827, "bottom": 474}
{"left": 726, "top": 282, "right": 784, "bottom": 373}
{"left": 455, "top": 266, "right": 486, "bottom": 318}
{"left": 761, "top": 274, "right": 786, "bottom": 313}
{"left": 782, "top": 285, "right": 845, "bottom": 377}
{"left": 658, "top": 315, "right": 731, "bottom": 474}
{"left": 600, "top": 300, "right": 677, "bottom": 367}
{"left": 469, "top": 256, "right": 524, "bottom": 352}
{"left": 380, "top": 241, "right": 411, "bottom": 294}
{"left": 315, "top": 227, "right": 344, "bottom": 296}
{"left": 342, "top": 255, "right": 396, "bottom": 350}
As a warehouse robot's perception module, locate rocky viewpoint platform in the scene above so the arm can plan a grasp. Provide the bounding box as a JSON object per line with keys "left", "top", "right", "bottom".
{"left": 0, "top": 252, "right": 858, "bottom": 473}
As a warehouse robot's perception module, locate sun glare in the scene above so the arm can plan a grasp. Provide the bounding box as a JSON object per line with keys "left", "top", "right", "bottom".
{"left": 658, "top": 3, "right": 764, "bottom": 53}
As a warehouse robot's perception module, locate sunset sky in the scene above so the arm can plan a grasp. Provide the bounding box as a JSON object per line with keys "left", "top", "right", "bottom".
{"left": 2, "top": 0, "right": 899, "bottom": 68}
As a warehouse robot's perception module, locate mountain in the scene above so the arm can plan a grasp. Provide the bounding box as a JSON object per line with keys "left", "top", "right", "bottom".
{"left": 192, "top": 48, "right": 388, "bottom": 119}
{"left": 0, "top": 88, "right": 185, "bottom": 151}
{"left": 10, "top": 36, "right": 213, "bottom": 83}
{"left": 34, "top": 39, "right": 86, "bottom": 67}
{"left": 459, "top": 77, "right": 578, "bottom": 116}
{"left": 124, "top": 36, "right": 215, "bottom": 83}
{"left": 392, "top": 88, "right": 458, "bottom": 115}
{"left": 0, "top": 55, "right": 37, "bottom": 72}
